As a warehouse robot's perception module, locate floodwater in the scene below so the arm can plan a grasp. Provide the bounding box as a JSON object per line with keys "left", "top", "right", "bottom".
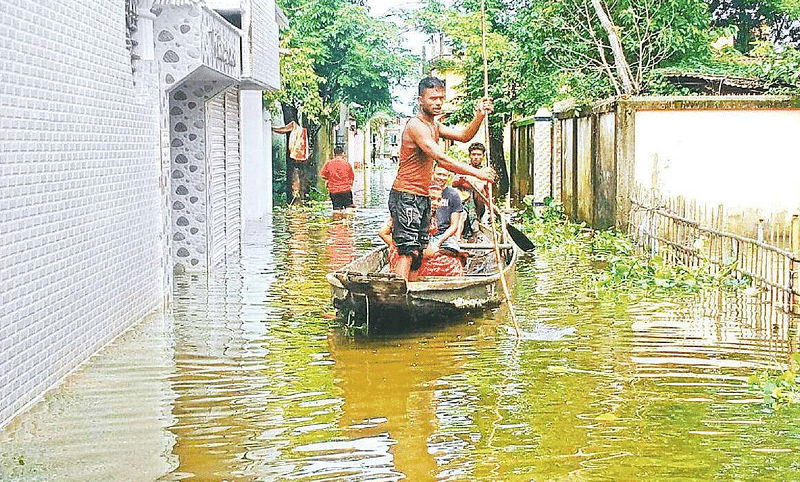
{"left": 2, "top": 164, "right": 800, "bottom": 481}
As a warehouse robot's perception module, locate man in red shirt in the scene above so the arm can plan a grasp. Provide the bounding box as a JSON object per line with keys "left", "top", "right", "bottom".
{"left": 320, "top": 145, "right": 355, "bottom": 212}
{"left": 389, "top": 76, "right": 496, "bottom": 280}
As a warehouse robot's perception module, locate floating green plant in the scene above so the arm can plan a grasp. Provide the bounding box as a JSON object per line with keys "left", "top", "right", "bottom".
{"left": 749, "top": 353, "right": 800, "bottom": 409}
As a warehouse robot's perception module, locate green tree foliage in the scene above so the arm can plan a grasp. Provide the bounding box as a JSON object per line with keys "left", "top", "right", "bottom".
{"left": 509, "top": 0, "right": 714, "bottom": 101}
{"left": 708, "top": 0, "right": 800, "bottom": 52}
{"left": 412, "top": 0, "right": 714, "bottom": 114}
{"left": 412, "top": 0, "right": 798, "bottom": 116}
{"left": 266, "top": 0, "right": 416, "bottom": 204}
{"left": 269, "top": 0, "right": 415, "bottom": 125}
{"left": 268, "top": 43, "right": 326, "bottom": 124}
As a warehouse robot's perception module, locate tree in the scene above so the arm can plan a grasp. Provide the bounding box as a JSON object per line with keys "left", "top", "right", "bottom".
{"left": 407, "top": 1, "right": 516, "bottom": 194}
{"left": 589, "top": 0, "right": 636, "bottom": 93}
{"left": 267, "top": 0, "right": 416, "bottom": 204}
{"left": 708, "top": 0, "right": 800, "bottom": 52}
{"left": 509, "top": 0, "right": 714, "bottom": 101}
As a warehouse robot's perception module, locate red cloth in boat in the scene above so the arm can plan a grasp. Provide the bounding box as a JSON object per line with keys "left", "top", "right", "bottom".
{"left": 388, "top": 245, "right": 465, "bottom": 277}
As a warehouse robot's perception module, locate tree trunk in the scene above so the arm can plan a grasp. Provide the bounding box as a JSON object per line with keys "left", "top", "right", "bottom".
{"left": 279, "top": 103, "right": 320, "bottom": 205}
{"left": 735, "top": 16, "right": 753, "bottom": 52}
{"left": 306, "top": 122, "right": 321, "bottom": 193}
{"left": 590, "top": 0, "right": 636, "bottom": 94}
{"left": 489, "top": 119, "right": 509, "bottom": 197}
{"left": 316, "top": 120, "right": 334, "bottom": 192}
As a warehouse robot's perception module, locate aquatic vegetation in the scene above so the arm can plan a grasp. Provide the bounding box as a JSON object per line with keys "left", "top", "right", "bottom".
{"left": 748, "top": 353, "right": 800, "bottom": 409}
{"left": 516, "top": 197, "right": 800, "bottom": 409}
{"left": 274, "top": 199, "right": 331, "bottom": 219}
{"left": 516, "top": 196, "right": 748, "bottom": 300}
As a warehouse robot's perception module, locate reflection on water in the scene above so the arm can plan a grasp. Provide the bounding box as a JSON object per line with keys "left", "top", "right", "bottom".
{"left": 326, "top": 221, "right": 355, "bottom": 272}
{"left": 2, "top": 167, "right": 800, "bottom": 481}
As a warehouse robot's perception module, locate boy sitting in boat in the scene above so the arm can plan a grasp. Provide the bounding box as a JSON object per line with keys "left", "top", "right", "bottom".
{"left": 379, "top": 184, "right": 465, "bottom": 279}
{"left": 452, "top": 143, "right": 492, "bottom": 242}
{"left": 430, "top": 166, "right": 464, "bottom": 256}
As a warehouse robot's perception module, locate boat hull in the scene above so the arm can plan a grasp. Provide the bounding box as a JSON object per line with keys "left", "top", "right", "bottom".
{"left": 326, "top": 243, "right": 518, "bottom": 334}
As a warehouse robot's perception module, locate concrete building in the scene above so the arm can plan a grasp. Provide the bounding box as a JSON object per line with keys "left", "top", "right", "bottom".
{"left": 0, "top": 0, "right": 285, "bottom": 428}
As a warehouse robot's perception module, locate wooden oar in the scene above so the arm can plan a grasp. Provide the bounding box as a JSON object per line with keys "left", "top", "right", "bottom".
{"left": 471, "top": 186, "right": 535, "bottom": 252}
{"left": 481, "top": 0, "right": 520, "bottom": 338}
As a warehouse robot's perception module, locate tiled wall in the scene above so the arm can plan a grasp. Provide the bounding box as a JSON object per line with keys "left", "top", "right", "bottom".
{"left": 250, "top": 0, "right": 281, "bottom": 90}
{"left": 0, "top": 0, "right": 165, "bottom": 426}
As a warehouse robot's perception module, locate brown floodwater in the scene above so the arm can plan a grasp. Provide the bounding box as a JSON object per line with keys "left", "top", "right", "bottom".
{"left": 2, "top": 166, "right": 800, "bottom": 481}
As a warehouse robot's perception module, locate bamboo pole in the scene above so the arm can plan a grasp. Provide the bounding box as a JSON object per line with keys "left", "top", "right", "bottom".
{"left": 363, "top": 121, "right": 370, "bottom": 204}
{"left": 482, "top": 0, "right": 520, "bottom": 338}
{"left": 792, "top": 214, "right": 800, "bottom": 313}
{"left": 488, "top": 183, "right": 520, "bottom": 337}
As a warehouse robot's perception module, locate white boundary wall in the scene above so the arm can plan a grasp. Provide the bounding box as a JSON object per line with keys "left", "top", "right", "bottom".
{"left": 0, "top": 0, "right": 164, "bottom": 426}
{"left": 635, "top": 109, "right": 800, "bottom": 213}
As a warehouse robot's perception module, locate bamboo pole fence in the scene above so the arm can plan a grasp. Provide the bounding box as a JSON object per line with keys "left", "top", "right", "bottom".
{"left": 628, "top": 186, "right": 800, "bottom": 317}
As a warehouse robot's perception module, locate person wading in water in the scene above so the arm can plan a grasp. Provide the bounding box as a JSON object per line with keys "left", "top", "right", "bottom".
{"left": 388, "top": 76, "right": 496, "bottom": 281}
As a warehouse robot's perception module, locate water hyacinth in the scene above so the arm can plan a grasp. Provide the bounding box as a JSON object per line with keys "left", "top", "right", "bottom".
{"left": 516, "top": 196, "right": 800, "bottom": 408}
{"left": 749, "top": 353, "right": 800, "bottom": 410}
{"left": 515, "top": 196, "right": 749, "bottom": 301}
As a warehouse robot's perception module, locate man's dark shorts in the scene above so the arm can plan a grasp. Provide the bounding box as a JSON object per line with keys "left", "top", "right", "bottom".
{"left": 330, "top": 191, "right": 354, "bottom": 210}
{"left": 388, "top": 189, "right": 431, "bottom": 262}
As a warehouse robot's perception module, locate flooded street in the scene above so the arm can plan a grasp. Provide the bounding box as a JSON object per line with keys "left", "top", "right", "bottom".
{"left": 2, "top": 167, "right": 800, "bottom": 482}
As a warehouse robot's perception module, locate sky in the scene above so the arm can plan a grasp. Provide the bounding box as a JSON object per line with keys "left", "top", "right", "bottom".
{"left": 366, "top": 0, "right": 415, "bottom": 17}
{"left": 365, "top": 0, "right": 428, "bottom": 115}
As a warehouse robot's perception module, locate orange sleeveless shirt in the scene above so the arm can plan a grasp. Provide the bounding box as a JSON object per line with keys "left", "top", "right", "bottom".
{"left": 391, "top": 118, "right": 439, "bottom": 197}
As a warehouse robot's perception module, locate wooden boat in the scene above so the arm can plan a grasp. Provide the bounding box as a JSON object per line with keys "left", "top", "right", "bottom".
{"left": 326, "top": 228, "right": 519, "bottom": 334}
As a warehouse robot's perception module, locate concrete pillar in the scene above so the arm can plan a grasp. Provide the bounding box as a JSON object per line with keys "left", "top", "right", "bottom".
{"left": 134, "top": 0, "right": 155, "bottom": 61}
{"left": 533, "top": 108, "right": 552, "bottom": 202}
{"left": 240, "top": 89, "right": 270, "bottom": 226}
{"left": 262, "top": 110, "right": 273, "bottom": 216}
{"left": 551, "top": 118, "right": 562, "bottom": 203}
{"left": 792, "top": 214, "right": 799, "bottom": 314}
{"left": 615, "top": 102, "right": 636, "bottom": 229}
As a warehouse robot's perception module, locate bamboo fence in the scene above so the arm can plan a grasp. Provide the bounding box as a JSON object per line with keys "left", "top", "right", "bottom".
{"left": 628, "top": 186, "right": 800, "bottom": 316}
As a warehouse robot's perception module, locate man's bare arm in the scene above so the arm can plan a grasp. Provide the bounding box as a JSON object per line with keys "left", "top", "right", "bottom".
{"left": 271, "top": 121, "right": 296, "bottom": 134}
{"left": 438, "top": 97, "right": 493, "bottom": 143}
{"left": 427, "top": 211, "right": 461, "bottom": 257}
{"left": 408, "top": 120, "right": 495, "bottom": 183}
{"left": 378, "top": 218, "right": 393, "bottom": 247}
{"left": 441, "top": 211, "right": 461, "bottom": 242}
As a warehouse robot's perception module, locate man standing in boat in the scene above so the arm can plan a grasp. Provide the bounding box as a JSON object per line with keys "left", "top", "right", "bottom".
{"left": 388, "top": 76, "right": 496, "bottom": 280}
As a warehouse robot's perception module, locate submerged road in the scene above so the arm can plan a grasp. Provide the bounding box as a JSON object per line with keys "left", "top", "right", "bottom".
{"left": 2, "top": 165, "right": 799, "bottom": 481}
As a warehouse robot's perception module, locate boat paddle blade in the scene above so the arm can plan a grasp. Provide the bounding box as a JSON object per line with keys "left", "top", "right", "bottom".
{"left": 506, "top": 223, "right": 535, "bottom": 252}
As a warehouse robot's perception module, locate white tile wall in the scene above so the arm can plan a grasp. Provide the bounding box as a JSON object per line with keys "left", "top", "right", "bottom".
{"left": 0, "top": 0, "right": 165, "bottom": 426}
{"left": 250, "top": 0, "right": 281, "bottom": 90}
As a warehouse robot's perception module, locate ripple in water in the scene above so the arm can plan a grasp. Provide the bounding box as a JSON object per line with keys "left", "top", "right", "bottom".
{"left": 2, "top": 181, "right": 800, "bottom": 481}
